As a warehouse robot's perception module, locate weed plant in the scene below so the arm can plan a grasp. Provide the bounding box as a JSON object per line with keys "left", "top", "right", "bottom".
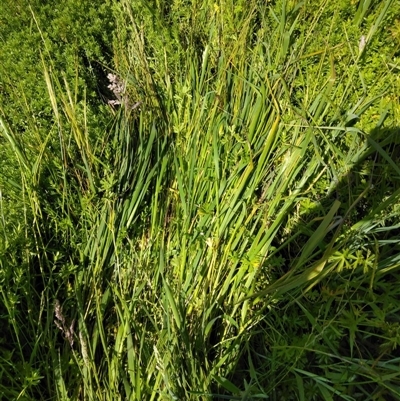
{"left": 1, "top": 0, "right": 400, "bottom": 400}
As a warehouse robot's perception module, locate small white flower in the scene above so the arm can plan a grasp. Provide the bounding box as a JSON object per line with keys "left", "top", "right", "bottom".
{"left": 106, "top": 73, "right": 140, "bottom": 110}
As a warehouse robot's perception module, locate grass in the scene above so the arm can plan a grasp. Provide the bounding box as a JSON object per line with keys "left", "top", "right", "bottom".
{"left": 1, "top": 0, "right": 400, "bottom": 400}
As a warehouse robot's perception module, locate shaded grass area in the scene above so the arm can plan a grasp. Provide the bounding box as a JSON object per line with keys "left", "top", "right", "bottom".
{"left": 1, "top": 0, "right": 400, "bottom": 400}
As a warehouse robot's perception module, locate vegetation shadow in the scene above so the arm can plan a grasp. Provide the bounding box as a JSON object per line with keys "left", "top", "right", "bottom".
{"left": 227, "top": 124, "right": 400, "bottom": 400}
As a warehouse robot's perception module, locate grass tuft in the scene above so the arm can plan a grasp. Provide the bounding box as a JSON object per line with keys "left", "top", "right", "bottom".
{"left": 1, "top": 0, "right": 400, "bottom": 399}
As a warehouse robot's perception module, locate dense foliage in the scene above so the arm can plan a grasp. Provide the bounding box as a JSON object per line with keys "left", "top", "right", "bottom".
{"left": 0, "top": 0, "right": 114, "bottom": 137}
{"left": 1, "top": 0, "right": 400, "bottom": 400}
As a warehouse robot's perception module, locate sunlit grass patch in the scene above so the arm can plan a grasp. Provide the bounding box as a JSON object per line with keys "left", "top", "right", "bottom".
{"left": 1, "top": 0, "right": 400, "bottom": 400}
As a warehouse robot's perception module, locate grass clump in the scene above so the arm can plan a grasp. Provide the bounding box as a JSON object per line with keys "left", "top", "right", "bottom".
{"left": 1, "top": 0, "right": 400, "bottom": 400}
